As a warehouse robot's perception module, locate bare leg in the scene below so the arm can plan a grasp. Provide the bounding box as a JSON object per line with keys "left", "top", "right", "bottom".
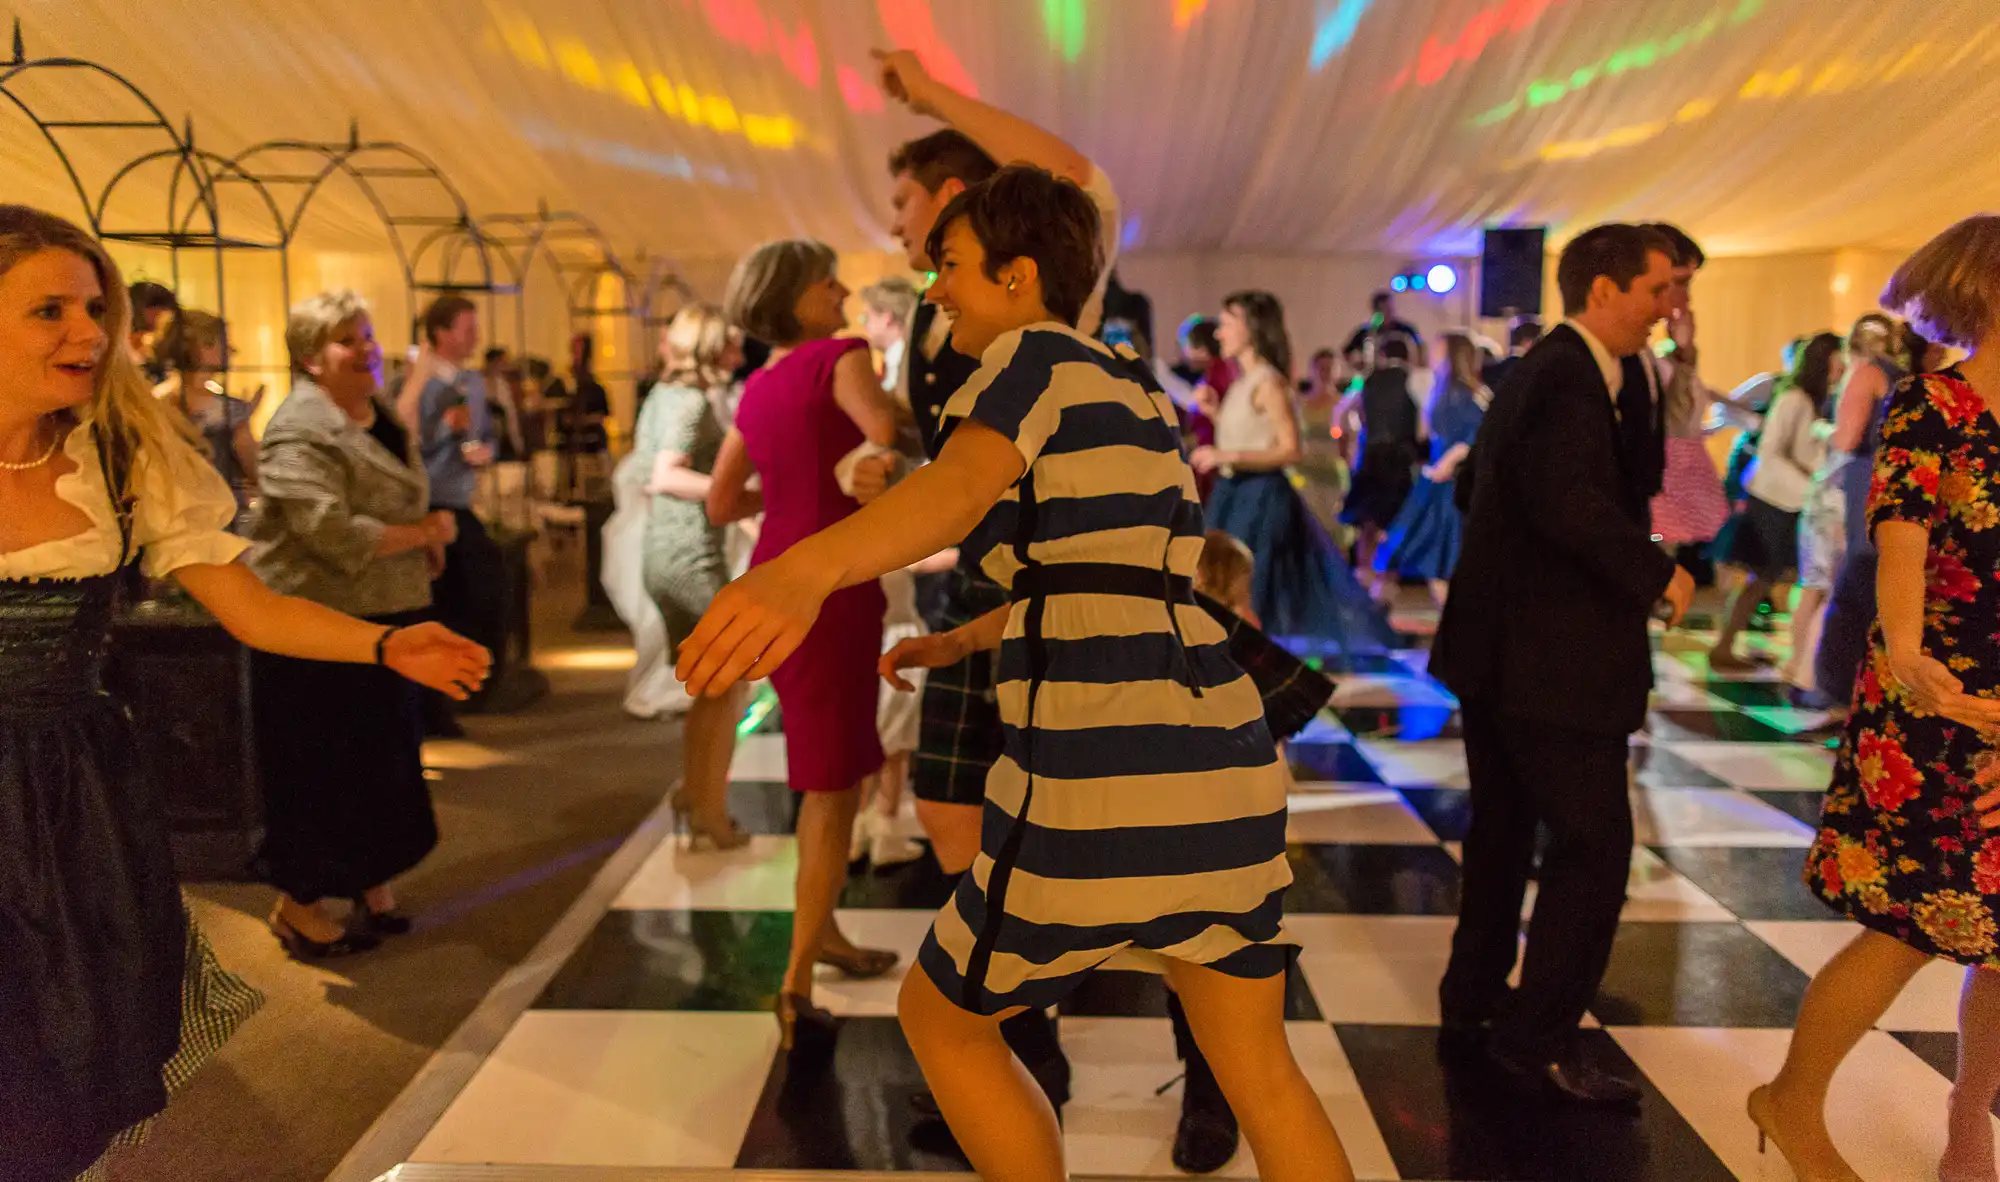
{"left": 275, "top": 893, "right": 344, "bottom": 943}
{"left": 1943, "top": 965, "right": 2000, "bottom": 1181}
{"left": 680, "top": 684, "right": 746, "bottom": 828}
{"left": 899, "top": 968, "right": 1064, "bottom": 1181}
{"left": 1165, "top": 959, "right": 1355, "bottom": 1182}
{"left": 1354, "top": 526, "right": 1383, "bottom": 594}
{"left": 1761, "top": 928, "right": 1930, "bottom": 1180}
{"left": 1711, "top": 572, "right": 1764, "bottom": 665}
{"left": 361, "top": 883, "right": 397, "bottom": 913}
{"left": 785, "top": 783, "right": 865, "bottom": 996}
{"left": 916, "top": 799, "right": 983, "bottom": 876}
{"left": 1786, "top": 587, "right": 1827, "bottom": 685}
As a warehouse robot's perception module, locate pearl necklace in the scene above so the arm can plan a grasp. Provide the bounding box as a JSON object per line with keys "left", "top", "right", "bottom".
{"left": 0, "top": 425, "right": 61, "bottom": 472}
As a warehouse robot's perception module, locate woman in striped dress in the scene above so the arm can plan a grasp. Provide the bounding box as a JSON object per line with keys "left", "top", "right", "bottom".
{"left": 678, "top": 166, "right": 1350, "bottom": 1181}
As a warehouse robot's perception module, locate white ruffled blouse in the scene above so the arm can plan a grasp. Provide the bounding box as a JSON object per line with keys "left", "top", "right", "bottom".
{"left": 0, "top": 423, "right": 250, "bottom": 581}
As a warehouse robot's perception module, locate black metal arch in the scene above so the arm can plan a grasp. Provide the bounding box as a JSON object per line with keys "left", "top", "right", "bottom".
{"left": 635, "top": 250, "right": 700, "bottom": 330}
{"left": 220, "top": 121, "right": 497, "bottom": 330}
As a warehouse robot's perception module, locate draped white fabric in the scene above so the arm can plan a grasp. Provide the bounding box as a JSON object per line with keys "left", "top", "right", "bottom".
{"left": 5, "top": 0, "right": 1993, "bottom": 386}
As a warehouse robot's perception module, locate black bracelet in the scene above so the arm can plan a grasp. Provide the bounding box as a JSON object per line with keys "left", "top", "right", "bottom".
{"left": 375, "top": 626, "right": 401, "bottom": 666}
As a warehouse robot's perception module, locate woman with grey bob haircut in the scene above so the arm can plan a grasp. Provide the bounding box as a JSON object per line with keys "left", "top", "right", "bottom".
{"left": 246, "top": 289, "right": 463, "bottom": 960}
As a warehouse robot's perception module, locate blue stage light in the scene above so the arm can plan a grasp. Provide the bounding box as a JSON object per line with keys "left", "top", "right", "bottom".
{"left": 1427, "top": 263, "right": 1459, "bottom": 294}
{"left": 1411, "top": 273, "right": 1428, "bottom": 291}
{"left": 1390, "top": 275, "right": 1408, "bottom": 293}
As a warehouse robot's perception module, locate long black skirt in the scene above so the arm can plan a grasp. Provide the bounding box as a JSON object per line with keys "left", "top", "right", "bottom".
{"left": 251, "top": 610, "right": 437, "bottom": 904}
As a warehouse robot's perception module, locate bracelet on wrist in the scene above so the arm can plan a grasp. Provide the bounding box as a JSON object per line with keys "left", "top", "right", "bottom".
{"left": 375, "top": 625, "right": 402, "bottom": 666}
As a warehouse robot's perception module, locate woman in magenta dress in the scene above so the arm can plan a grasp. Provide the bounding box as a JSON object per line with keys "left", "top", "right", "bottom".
{"left": 708, "top": 239, "right": 905, "bottom": 1055}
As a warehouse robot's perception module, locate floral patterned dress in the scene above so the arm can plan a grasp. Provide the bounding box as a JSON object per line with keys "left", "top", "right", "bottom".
{"left": 1806, "top": 370, "right": 2000, "bottom": 964}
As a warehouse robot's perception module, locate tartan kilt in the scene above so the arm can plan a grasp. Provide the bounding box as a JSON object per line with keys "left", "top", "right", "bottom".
{"left": 1195, "top": 592, "right": 1335, "bottom": 741}
{"left": 911, "top": 571, "right": 1009, "bottom": 806}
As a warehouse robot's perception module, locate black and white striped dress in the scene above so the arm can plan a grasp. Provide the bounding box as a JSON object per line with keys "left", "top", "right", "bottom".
{"left": 915, "top": 324, "right": 1295, "bottom": 1015}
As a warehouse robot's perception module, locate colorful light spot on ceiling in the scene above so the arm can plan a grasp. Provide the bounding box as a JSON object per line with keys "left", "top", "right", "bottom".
{"left": 702, "top": 0, "right": 770, "bottom": 52}
{"left": 837, "top": 63, "right": 886, "bottom": 112}
{"left": 1172, "top": 0, "right": 1209, "bottom": 31}
{"left": 1120, "top": 214, "right": 1143, "bottom": 252}
{"left": 1470, "top": 0, "right": 1761, "bottom": 126}
{"left": 1044, "top": 0, "right": 1087, "bottom": 64}
{"left": 1310, "top": 0, "right": 1375, "bottom": 70}
{"left": 773, "top": 21, "right": 820, "bottom": 89}
{"left": 553, "top": 38, "right": 606, "bottom": 90}
{"left": 1389, "top": 0, "right": 1561, "bottom": 91}
{"left": 875, "top": 0, "right": 980, "bottom": 97}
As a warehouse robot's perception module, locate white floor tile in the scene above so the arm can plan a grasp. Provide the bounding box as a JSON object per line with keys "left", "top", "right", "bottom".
{"left": 1285, "top": 786, "right": 1442, "bottom": 844}
{"left": 1612, "top": 1025, "right": 1990, "bottom": 1182}
{"left": 1293, "top": 713, "right": 1353, "bottom": 743}
{"left": 810, "top": 909, "right": 933, "bottom": 1017}
{"left": 1059, "top": 1017, "right": 1400, "bottom": 1179}
{"left": 1748, "top": 920, "right": 1973, "bottom": 1033}
{"left": 613, "top": 834, "right": 800, "bottom": 910}
{"left": 1352, "top": 738, "right": 1468, "bottom": 788}
{"left": 410, "top": 1011, "right": 778, "bottom": 1168}
{"left": 1289, "top": 915, "right": 1458, "bottom": 1025}
{"left": 1330, "top": 675, "right": 1457, "bottom": 709}
{"left": 728, "top": 732, "right": 787, "bottom": 781}
{"left": 1630, "top": 788, "right": 1816, "bottom": 847}
{"left": 1520, "top": 847, "right": 1735, "bottom": 923}
{"left": 1665, "top": 740, "right": 1838, "bottom": 791}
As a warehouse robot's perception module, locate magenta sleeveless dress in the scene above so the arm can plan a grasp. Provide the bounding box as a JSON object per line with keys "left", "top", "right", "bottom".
{"left": 735, "top": 337, "right": 887, "bottom": 794}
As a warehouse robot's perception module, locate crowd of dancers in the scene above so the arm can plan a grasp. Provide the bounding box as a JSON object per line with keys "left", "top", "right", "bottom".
{"left": 9, "top": 40, "right": 2000, "bottom": 1182}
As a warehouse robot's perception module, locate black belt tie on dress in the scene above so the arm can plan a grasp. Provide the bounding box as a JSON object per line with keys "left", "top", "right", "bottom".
{"left": 961, "top": 475, "right": 1206, "bottom": 1008}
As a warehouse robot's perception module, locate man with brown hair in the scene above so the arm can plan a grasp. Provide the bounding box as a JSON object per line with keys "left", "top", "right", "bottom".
{"left": 1431, "top": 224, "right": 1693, "bottom": 1108}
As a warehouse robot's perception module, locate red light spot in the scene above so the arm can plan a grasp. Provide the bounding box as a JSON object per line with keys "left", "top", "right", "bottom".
{"left": 774, "top": 20, "right": 820, "bottom": 88}
{"left": 876, "top": 0, "right": 979, "bottom": 97}
{"left": 703, "top": 0, "right": 769, "bottom": 51}
{"left": 1396, "top": 0, "right": 1560, "bottom": 91}
{"left": 839, "top": 63, "right": 885, "bottom": 112}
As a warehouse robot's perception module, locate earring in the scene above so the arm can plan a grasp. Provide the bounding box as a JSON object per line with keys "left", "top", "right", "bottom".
{"left": 1007, "top": 279, "right": 1017, "bottom": 293}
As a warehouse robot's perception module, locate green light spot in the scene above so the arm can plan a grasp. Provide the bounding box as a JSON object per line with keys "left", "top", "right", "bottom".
{"left": 1570, "top": 64, "right": 1599, "bottom": 88}
{"left": 1630, "top": 42, "right": 1658, "bottom": 68}
{"left": 1526, "top": 80, "right": 1567, "bottom": 107}
{"left": 1664, "top": 30, "right": 1689, "bottom": 54}
{"left": 1043, "top": 0, "right": 1086, "bottom": 63}
{"left": 1605, "top": 49, "right": 1634, "bottom": 74}
{"left": 1470, "top": 97, "right": 1522, "bottom": 126}
{"left": 1731, "top": 0, "right": 1763, "bottom": 23}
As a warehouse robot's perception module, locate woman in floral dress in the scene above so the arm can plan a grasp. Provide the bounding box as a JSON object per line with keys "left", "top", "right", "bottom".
{"left": 1753, "top": 215, "right": 2000, "bottom": 1182}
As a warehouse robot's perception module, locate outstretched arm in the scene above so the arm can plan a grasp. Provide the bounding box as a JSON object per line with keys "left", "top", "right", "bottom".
{"left": 877, "top": 50, "right": 1090, "bottom": 184}
{"left": 678, "top": 420, "right": 1023, "bottom": 695}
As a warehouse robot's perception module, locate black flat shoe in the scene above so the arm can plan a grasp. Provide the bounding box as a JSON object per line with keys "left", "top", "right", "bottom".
{"left": 1171, "top": 1059, "right": 1239, "bottom": 1174}
{"left": 1488, "top": 1042, "right": 1642, "bottom": 1108}
{"left": 352, "top": 905, "right": 414, "bottom": 937}
{"left": 271, "top": 914, "right": 379, "bottom": 961}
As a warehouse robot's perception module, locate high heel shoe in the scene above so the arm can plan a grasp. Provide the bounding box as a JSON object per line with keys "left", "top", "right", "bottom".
{"left": 670, "top": 792, "right": 750, "bottom": 851}
{"left": 816, "top": 944, "right": 900, "bottom": 979}
{"left": 776, "top": 991, "right": 841, "bottom": 1060}
{"left": 1747, "top": 1084, "right": 1864, "bottom": 1182}
{"left": 270, "top": 912, "right": 379, "bottom": 961}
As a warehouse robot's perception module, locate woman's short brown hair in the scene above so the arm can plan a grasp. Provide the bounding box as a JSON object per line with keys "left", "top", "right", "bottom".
{"left": 157, "top": 309, "right": 228, "bottom": 374}
{"left": 923, "top": 164, "right": 1102, "bottom": 327}
{"left": 1882, "top": 215, "right": 2000, "bottom": 351}
{"left": 723, "top": 239, "right": 837, "bottom": 345}
{"left": 1196, "top": 530, "right": 1255, "bottom": 605}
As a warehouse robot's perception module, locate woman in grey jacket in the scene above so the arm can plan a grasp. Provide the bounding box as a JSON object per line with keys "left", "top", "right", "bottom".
{"left": 246, "top": 290, "right": 457, "bottom": 959}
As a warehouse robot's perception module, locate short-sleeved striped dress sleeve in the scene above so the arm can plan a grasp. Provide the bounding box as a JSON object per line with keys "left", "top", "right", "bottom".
{"left": 943, "top": 327, "right": 1068, "bottom": 468}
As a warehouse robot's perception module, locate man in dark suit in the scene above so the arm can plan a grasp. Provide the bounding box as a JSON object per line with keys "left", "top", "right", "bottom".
{"left": 1430, "top": 224, "right": 1695, "bottom": 1107}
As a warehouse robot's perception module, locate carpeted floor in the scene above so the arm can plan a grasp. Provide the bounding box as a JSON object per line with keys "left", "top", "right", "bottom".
{"left": 104, "top": 571, "right": 674, "bottom": 1182}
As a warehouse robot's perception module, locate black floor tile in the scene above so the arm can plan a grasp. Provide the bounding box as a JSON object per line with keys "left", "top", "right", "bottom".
{"left": 1335, "top": 705, "right": 1462, "bottom": 742}
{"left": 1890, "top": 1032, "right": 2000, "bottom": 1115}
{"left": 1700, "top": 680, "right": 1796, "bottom": 708}
{"left": 1629, "top": 744, "right": 1730, "bottom": 789}
{"left": 734, "top": 1016, "right": 971, "bottom": 1170}
{"left": 534, "top": 909, "right": 789, "bottom": 1011}
{"left": 1288, "top": 740, "right": 1386, "bottom": 784}
{"left": 1592, "top": 921, "right": 1810, "bottom": 1028}
{"left": 1057, "top": 964, "right": 1322, "bottom": 1020}
{"left": 1650, "top": 845, "right": 1829, "bottom": 921}
{"left": 1748, "top": 789, "right": 1829, "bottom": 828}
{"left": 840, "top": 852, "right": 962, "bottom": 910}
{"left": 1645, "top": 708, "right": 1793, "bottom": 744}
{"left": 726, "top": 780, "right": 800, "bottom": 835}
{"left": 1286, "top": 843, "right": 1462, "bottom": 915}
{"left": 1336, "top": 1024, "right": 1736, "bottom": 1181}
{"left": 1399, "top": 786, "right": 1475, "bottom": 841}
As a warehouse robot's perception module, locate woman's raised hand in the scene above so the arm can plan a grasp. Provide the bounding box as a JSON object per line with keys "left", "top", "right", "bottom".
{"left": 382, "top": 623, "right": 491, "bottom": 700}
{"left": 677, "top": 555, "right": 836, "bottom": 697}
{"left": 879, "top": 632, "right": 972, "bottom": 693}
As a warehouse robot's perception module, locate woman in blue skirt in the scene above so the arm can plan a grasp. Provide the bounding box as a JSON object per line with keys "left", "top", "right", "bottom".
{"left": 1191, "top": 290, "right": 1394, "bottom": 651}
{"left": 678, "top": 166, "right": 1351, "bottom": 1181}
{"left": 1376, "top": 331, "right": 1489, "bottom": 606}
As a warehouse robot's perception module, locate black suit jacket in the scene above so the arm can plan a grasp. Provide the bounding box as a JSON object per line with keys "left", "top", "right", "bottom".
{"left": 1429, "top": 325, "right": 1678, "bottom": 736}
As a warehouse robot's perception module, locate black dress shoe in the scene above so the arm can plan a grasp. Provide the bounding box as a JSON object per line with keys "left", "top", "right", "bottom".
{"left": 1171, "top": 1057, "right": 1239, "bottom": 1174}
{"left": 1488, "top": 1042, "right": 1642, "bottom": 1108}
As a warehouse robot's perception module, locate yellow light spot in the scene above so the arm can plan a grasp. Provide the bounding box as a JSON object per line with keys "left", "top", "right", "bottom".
{"left": 742, "top": 113, "right": 798, "bottom": 149}
{"left": 1832, "top": 273, "right": 1852, "bottom": 295}
{"left": 1603, "top": 120, "right": 1665, "bottom": 149}
{"left": 1768, "top": 65, "right": 1802, "bottom": 96}
{"left": 495, "top": 10, "right": 551, "bottom": 69}
{"left": 1674, "top": 97, "right": 1715, "bottom": 123}
{"left": 610, "top": 61, "right": 653, "bottom": 109}
{"left": 1808, "top": 59, "right": 1854, "bottom": 94}
{"left": 1172, "top": 0, "right": 1208, "bottom": 29}
{"left": 1881, "top": 42, "right": 1931, "bottom": 83}
{"left": 649, "top": 74, "right": 686, "bottom": 120}
{"left": 677, "top": 83, "right": 704, "bottom": 123}
{"left": 553, "top": 38, "right": 605, "bottom": 90}
{"left": 1738, "top": 71, "right": 1770, "bottom": 98}
{"left": 703, "top": 94, "right": 742, "bottom": 133}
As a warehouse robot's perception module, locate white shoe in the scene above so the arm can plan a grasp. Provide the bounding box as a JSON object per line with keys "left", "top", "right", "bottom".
{"left": 870, "top": 830, "right": 926, "bottom": 867}
{"left": 849, "top": 808, "right": 870, "bottom": 863}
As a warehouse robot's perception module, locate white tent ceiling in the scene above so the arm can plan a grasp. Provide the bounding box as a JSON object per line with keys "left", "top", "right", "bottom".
{"left": 6, "top": 0, "right": 1997, "bottom": 276}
